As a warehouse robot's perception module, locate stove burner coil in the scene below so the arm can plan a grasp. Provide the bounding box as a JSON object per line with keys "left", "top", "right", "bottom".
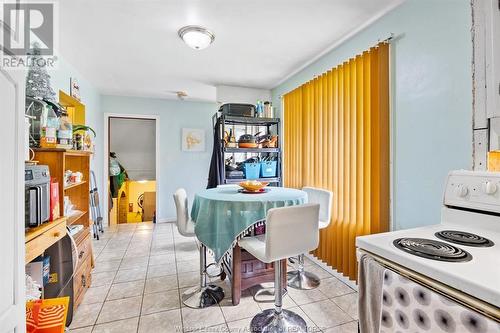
{"left": 393, "top": 238, "right": 472, "bottom": 262}
{"left": 435, "top": 230, "right": 494, "bottom": 247}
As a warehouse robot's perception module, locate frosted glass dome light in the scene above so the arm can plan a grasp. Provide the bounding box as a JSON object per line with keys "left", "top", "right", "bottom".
{"left": 178, "top": 26, "right": 215, "bottom": 50}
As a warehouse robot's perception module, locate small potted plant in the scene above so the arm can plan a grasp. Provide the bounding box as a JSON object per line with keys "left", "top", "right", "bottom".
{"left": 73, "top": 125, "right": 96, "bottom": 151}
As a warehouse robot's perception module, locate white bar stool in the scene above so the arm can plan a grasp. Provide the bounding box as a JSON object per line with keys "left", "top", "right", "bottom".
{"left": 287, "top": 187, "right": 333, "bottom": 290}
{"left": 238, "top": 203, "right": 320, "bottom": 333}
{"left": 173, "top": 188, "right": 224, "bottom": 308}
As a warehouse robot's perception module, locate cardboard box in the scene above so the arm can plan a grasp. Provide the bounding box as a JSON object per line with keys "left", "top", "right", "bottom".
{"left": 26, "top": 256, "right": 50, "bottom": 287}
{"left": 50, "top": 179, "right": 60, "bottom": 221}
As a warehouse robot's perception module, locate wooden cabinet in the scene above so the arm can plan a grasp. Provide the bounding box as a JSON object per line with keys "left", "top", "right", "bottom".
{"left": 75, "top": 231, "right": 92, "bottom": 262}
{"left": 226, "top": 245, "right": 287, "bottom": 305}
{"left": 73, "top": 233, "right": 92, "bottom": 310}
{"left": 33, "top": 148, "right": 93, "bottom": 312}
{"left": 25, "top": 217, "right": 67, "bottom": 263}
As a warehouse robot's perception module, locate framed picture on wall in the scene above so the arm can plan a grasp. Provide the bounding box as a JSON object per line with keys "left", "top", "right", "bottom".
{"left": 70, "top": 77, "right": 81, "bottom": 100}
{"left": 182, "top": 128, "right": 205, "bottom": 152}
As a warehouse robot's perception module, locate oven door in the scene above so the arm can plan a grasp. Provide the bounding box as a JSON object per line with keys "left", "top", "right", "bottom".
{"left": 25, "top": 187, "right": 34, "bottom": 228}
{"left": 26, "top": 186, "right": 42, "bottom": 227}
{"left": 358, "top": 250, "right": 500, "bottom": 332}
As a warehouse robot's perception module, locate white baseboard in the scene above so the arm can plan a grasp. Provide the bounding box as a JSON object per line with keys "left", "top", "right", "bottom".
{"left": 305, "top": 253, "right": 358, "bottom": 291}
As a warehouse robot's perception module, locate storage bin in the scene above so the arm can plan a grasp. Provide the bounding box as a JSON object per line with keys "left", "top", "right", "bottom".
{"left": 260, "top": 161, "right": 277, "bottom": 178}
{"left": 244, "top": 163, "right": 261, "bottom": 180}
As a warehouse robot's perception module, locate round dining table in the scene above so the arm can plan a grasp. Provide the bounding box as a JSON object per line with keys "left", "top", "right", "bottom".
{"left": 190, "top": 186, "right": 308, "bottom": 263}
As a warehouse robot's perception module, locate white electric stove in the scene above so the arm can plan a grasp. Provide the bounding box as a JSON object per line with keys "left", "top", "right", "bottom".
{"left": 356, "top": 170, "right": 500, "bottom": 319}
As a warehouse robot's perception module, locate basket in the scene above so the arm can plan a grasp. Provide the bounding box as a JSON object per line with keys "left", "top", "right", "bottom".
{"left": 260, "top": 161, "right": 277, "bottom": 178}
{"left": 244, "top": 163, "right": 261, "bottom": 180}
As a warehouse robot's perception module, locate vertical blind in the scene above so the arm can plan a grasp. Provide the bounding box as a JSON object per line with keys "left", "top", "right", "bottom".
{"left": 283, "top": 43, "right": 390, "bottom": 280}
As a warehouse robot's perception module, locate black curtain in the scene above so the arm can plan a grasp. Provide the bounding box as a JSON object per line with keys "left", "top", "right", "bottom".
{"left": 207, "top": 118, "right": 224, "bottom": 188}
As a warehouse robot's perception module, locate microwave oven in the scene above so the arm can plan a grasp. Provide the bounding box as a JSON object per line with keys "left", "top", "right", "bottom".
{"left": 25, "top": 165, "right": 50, "bottom": 228}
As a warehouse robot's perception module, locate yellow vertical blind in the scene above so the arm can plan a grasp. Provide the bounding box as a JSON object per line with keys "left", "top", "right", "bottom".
{"left": 283, "top": 43, "right": 390, "bottom": 280}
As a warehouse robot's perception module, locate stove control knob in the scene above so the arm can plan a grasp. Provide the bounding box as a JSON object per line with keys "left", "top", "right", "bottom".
{"left": 482, "top": 181, "right": 497, "bottom": 195}
{"left": 455, "top": 184, "right": 468, "bottom": 197}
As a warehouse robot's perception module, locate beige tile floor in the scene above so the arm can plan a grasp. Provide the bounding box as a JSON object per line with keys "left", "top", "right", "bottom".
{"left": 69, "top": 222, "right": 359, "bottom": 333}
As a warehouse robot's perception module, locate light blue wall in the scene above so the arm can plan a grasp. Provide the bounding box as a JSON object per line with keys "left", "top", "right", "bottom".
{"left": 272, "top": 0, "right": 473, "bottom": 230}
{"left": 47, "top": 58, "right": 104, "bottom": 209}
{"left": 100, "top": 95, "right": 217, "bottom": 221}
{"left": 46, "top": 59, "right": 216, "bottom": 221}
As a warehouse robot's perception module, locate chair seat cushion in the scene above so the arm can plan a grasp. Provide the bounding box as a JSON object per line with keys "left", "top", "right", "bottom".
{"left": 237, "top": 235, "right": 268, "bottom": 263}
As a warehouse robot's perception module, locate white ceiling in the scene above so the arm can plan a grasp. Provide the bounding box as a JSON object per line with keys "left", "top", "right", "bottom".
{"left": 57, "top": 0, "right": 403, "bottom": 102}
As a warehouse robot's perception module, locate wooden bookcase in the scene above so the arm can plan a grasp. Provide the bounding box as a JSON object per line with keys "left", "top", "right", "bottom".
{"left": 33, "top": 148, "right": 93, "bottom": 311}
{"left": 34, "top": 149, "right": 91, "bottom": 226}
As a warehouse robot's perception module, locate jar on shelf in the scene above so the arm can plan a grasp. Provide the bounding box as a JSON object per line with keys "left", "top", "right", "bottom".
{"left": 40, "top": 105, "right": 58, "bottom": 148}
{"left": 57, "top": 113, "right": 73, "bottom": 148}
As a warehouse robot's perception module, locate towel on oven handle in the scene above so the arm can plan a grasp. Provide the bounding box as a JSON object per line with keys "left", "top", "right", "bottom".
{"left": 358, "top": 254, "right": 387, "bottom": 333}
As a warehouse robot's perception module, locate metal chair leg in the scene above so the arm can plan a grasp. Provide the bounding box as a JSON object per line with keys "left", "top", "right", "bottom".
{"left": 181, "top": 244, "right": 225, "bottom": 308}
{"left": 250, "top": 260, "right": 307, "bottom": 332}
{"left": 287, "top": 253, "right": 321, "bottom": 290}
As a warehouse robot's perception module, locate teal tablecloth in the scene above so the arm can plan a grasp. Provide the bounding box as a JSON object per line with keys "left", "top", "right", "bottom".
{"left": 191, "top": 187, "right": 308, "bottom": 262}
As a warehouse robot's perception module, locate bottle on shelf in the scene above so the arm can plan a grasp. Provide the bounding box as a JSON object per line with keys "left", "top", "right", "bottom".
{"left": 57, "top": 113, "right": 73, "bottom": 149}
{"left": 255, "top": 101, "right": 264, "bottom": 118}
{"left": 263, "top": 101, "right": 274, "bottom": 118}
{"left": 40, "top": 105, "right": 58, "bottom": 148}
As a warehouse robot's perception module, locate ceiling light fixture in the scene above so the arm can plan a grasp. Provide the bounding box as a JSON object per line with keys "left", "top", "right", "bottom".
{"left": 178, "top": 25, "right": 215, "bottom": 50}
{"left": 176, "top": 91, "right": 188, "bottom": 100}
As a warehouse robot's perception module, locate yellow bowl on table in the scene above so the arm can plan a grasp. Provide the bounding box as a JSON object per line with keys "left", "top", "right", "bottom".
{"left": 238, "top": 181, "right": 269, "bottom": 192}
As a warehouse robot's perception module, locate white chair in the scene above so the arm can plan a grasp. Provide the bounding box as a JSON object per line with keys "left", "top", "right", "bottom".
{"left": 238, "top": 204, "right": 320, "bottom": 333}
{"left": 287, "top": 187, "right": 333, "bottom": 290}
{"left": 173, "top": 188, "right": 224, "bottom": 308}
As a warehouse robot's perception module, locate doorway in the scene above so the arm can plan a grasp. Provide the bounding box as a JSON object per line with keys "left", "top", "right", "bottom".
{"left": 105, "top": 115, "right": 160, "bottom": 226}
